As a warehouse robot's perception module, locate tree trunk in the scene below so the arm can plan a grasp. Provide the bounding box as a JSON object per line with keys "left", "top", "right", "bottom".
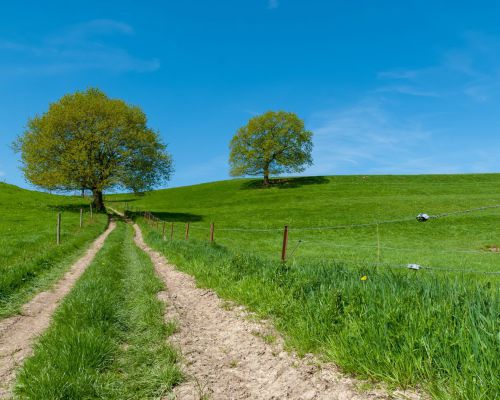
{"left": 92, "top": 189, "right": 105, "bottom": 212}
{"left": 263, "top": 167, "right": 270, "bottom": 187}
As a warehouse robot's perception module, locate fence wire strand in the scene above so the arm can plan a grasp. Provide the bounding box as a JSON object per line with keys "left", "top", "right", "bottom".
{"left": 130, "top": 202, "right": 500, "bottom": 233}
{"left": 293, "top": 239, "right": 500, "bottom": 256}
{"left": 297, "top": 255, "right": 500, "bottom": 275}
{"left": 123, "top": 204, "right": 500, "bottom": 276}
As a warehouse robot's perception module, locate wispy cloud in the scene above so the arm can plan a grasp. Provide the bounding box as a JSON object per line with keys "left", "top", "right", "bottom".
{"left": 377, "top": 69, "right": 422, "bottom": 80}
{"left": 0, "top": 19, "right": 159, "bottom": 76}
{"left": 304, "top": 31, "right": 500, "bottom": 177}
{"left": 54, "top": 19, "right": 135, "bottom": 41}
{"left": 374, "top": 85, "right": 441, "bottom": 98}
{"left": 378, "top": 31, "right": 500, "bottom": 102}
{"left": 306, "top": 100, "right": 443, "bottom": 176}
{"left": 268, "top": 0, "right": 279, "bottom": 9}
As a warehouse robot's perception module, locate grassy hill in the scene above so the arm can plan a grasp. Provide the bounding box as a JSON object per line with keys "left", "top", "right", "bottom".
{"left": 110, "top": 174, "right": 500, "bottom": 274}
{"left": 0, "top": 182, "right": 108, "bottom": 316}
{"left": 109, "top": 174, "right": 500, "bottom": 399}
{"left": 0, "top": 176, "right": 497, "bottom": 399}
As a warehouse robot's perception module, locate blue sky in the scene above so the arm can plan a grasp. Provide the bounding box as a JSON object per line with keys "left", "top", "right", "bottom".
{"left": 1, "top": 1, "right": 500, "bottom": 189}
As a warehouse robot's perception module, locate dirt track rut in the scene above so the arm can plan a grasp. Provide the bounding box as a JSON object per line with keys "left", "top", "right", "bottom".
{"left": 133, "top": 223, "right": 419, "bottom": 400}
{"left": 0, "top": 220, "right": 116, "bottom": 398}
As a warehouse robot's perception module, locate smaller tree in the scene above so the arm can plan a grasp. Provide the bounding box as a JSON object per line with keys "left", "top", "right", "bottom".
{"left": 229, "top": 111, "right": 313, "bottom": 186}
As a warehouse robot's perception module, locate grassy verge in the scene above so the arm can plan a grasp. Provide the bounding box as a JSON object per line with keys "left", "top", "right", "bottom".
{"left": 15, "top": 221, "right": 182, "bottom": 399}
{"left": 139, "top": 220, "right": 499, "bottom": 400}
{"left": 0, "top": 181, "right": 109, "bottom": 318}
{"left": 0, "top": 215, "right": 108, "bottom": 318}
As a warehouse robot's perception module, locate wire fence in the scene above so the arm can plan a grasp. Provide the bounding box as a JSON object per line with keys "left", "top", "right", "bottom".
{"left": 115, "top": 202, "right": 500, "bottom": 276}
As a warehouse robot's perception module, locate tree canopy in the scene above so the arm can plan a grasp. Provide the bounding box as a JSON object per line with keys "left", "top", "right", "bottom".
{"left": 229, "top": 111, "right": 313, "bottom": 186}
{"left": 14, "top": 88, "right": 173, "bottom": 210}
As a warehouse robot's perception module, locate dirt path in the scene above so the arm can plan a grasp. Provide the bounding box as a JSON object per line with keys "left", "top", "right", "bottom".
{"left": 0, "top": 220, "right": 116, "bottom": 398}
{"left": 133, "top": 223, "right": 418, "bottom": 400}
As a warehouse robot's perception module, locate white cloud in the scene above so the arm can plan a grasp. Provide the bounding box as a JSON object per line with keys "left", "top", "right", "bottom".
{"left": 305, "top": 100, "right": 439, "bottom": 176}
{"left": 305, "top": 31, "right": 500, "bottom": 177}
{"left": 377, "top": 31, "right": 500, "bottom": 103}
{"left": 377, "top": 70, "right": 421, "bottom": 80}
{"left": 0, "top": 19, "right": 159, "bottom": 76}
{"left": 55, "top": 19, "right": 135, "bottom": 41}
{"left": 268, "top": 0, "right": 279, "bottom": 9}
{"left": 374, "top": 85, "right": 441, "bottom": 98}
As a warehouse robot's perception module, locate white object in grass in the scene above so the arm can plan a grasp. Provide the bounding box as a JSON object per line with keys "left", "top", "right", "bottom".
{"left": 416, "top": 213, "right": 430, "bottom": 222}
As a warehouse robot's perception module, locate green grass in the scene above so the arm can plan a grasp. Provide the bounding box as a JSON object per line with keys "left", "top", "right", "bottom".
{"left": 107, "top": 174, "right": 500, "bottom": 399}
{"left": 141, "top": 226, "right": 499, "bottom": 400}
{"left": 109, "top": 174, "right": 500, "bottom": 275}
{"left": 0, "top": 183, "right": 108, "bottom": 317}
{"left": 15, "top": 221, "right": 182, "bottom": 399}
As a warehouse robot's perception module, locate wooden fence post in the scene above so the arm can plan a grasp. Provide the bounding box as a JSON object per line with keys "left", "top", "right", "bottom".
{"left": 162, "top": 221, "right": 166, "bottom": 240}
{"left": 185, "top": 222, "right": 190, "bottom": 240}
{"left": 376, "top": 223, "right": 380, "bottom": 263}
{"left": 80, "top": 208, "right": 83, "bottom": 228}
{"left": 57, "top": 213, "right": 61, "bottom": 245}
{"left": 170, "top": 222, "right": 174, "bottom": 241}
{"left": 281, "top": 225, "right": 289, "bottom": 262}
{"left": 90, "top": 203, "right": 93, "bottom": 220}
{"left": 210, "top": 222, "right": 215, "bottom": 243}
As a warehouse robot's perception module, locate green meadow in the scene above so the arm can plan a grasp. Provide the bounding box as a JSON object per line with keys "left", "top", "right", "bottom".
{"left": 2, "top": 174, "right": 499, "bottom": 399}
{"left": 109, "top": 174, "right": 500, "bottom": 399}
{"left": 0, "top": 182, "right": 108, "bottom": 317}
{"left": 110, "top": 174, "right": 500, "bottom": 275}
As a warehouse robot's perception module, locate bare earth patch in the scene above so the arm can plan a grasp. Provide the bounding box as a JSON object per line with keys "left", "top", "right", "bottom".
{"left": 0, "top": 220, "right": 116, "bottom": 398}
{"left": 133, "top": 224, "right": 420, "bottom": 400}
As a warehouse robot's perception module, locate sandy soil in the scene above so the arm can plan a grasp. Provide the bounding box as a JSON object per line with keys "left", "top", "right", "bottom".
{"left": 0, "top": 220, "right": 116, "bottom": 398}
{"left": 133, "top": 223, "right": 420, "bottom": 400}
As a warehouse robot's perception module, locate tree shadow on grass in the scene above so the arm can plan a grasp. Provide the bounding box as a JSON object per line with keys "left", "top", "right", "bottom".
{"left": 47, "top": 204, "right": 93, "bottom": 213}
{"left": 129, "top": 211, "right": 203, "bottom": 223}
{"left": 105, "top": 197, "right": 140, "bottom": 203}
{"left": 241, "top": 176, "right": 330, "bottom": 190}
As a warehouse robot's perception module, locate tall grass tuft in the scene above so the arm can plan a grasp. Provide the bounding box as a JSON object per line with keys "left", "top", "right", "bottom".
{"left": 142, "top": 223, "right": 500, "bottom": 400}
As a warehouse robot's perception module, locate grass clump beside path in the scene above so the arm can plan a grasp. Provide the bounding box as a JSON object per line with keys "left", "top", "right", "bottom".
{"left": 0, "top": 183, "right": 108, "bottom": 317}
{"left": 140, "top": 223, "right": 499, "bottom": 400}
{"left": 15, "top": 221, "right": 182, "bottom": 399}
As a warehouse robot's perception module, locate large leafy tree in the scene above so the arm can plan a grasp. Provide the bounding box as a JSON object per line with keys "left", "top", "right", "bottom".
{"left": 14, "top": 88, "right": 173, "bottom": 211}
{"left": 229, "top": 111, "right": 313, "bottom": 186}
